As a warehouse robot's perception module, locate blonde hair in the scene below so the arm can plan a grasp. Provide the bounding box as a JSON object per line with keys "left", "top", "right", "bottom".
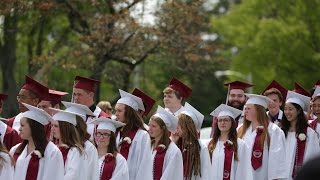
{"left": 238, "top": 104, "right": 270, "bottom": 148}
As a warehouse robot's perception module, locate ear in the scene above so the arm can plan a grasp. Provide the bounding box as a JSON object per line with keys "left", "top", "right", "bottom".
{"left": 89, "top": 92, "right": 94, "bottom": 98}
{"left": 33, "top": 98, "right": 41, "bottom": 106}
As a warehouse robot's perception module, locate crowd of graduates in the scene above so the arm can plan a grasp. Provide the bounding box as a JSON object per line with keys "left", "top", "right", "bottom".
{"left": 0, "top": 75, "right": 320, "bottom": 180}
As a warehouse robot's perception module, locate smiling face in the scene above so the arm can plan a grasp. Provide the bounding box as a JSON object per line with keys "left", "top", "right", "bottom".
{"left": 228, "top": 89, "right": 246, "bottom": 110}
{"left": 95, "top": 129, "right": 111, "bottom": 148}
{"left": 284, "top": 103, "right": 299, "bottom": 122}
{"left": 267, "top": 93, "right": 282, "bottom": 115}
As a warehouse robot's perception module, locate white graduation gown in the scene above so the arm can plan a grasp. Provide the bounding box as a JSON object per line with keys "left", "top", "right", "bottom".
{"left": 84, "top": 140, "right": 99, "bottom": 180}
{"left": 10, "top": 141, "right": 64, "bottom": 180}
{"left": 98, "top": 153, "right": 129, "bottom": 180}
{"left": 0, "top": 152, "right": 14, "bottom": 180}
{"left": 308, "top": 119, "right": 320, "bottom": 139}
{"left": 284, "top": 127, "right": 320, "bottom": 180}
{"left": 151, "top": 141, "right": 183, "bottom": 180}
{"left": 207, "top": 139, "right": 253, "bottom": 180}
{"left": 116, "top": 129, "right": 152, "bottom": 180}
{"left": 240, "top": 123, "right": 287, "bottom": 180}
{"left": 64, "top": 147, "right": 86, "bottom": 180}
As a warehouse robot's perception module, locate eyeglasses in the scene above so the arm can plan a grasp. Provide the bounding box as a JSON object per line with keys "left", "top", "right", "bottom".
{"left": 16, "top": 95, "right": 35, "bottom": 101}
{"left": 217, "top": 119, "right": 231, "bottom": 123}
{"left": 95, "top": 132, "right": 111, "bottom": 138}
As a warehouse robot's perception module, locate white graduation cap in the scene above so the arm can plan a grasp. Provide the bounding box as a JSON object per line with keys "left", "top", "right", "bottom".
{"left": 286, "top": 90, "right": 310, "bottom": 111}
{"left": 21, "top": 103, "right": 52, "bottom": 125}
{"left": 153, "top": 105, "right": 178, "bottom": 133}
{"left": 312, "top": 86, "right": 320, "bottom": 99}
{"left": 116, "top": 89, "right": 145, "bottom": 111}
{"left": 51, "top": 108, "right": 84, "bottom": 126}
{"left": 245, "top": 94, "right": 272, "bottom": 109}
{"left": 90, "top": 117, "right": 125, "bottom": 133}
{"left": 62, "top": 101, "right": 93, "bottom": 121}
{"left": 210, "top": 104, "right": 242, "bottom": 120}
{"left": 180, "top": 102, "right": 204, "bottom": 130}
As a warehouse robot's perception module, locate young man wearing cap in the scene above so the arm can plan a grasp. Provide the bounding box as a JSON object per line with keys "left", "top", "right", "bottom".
{"left": 0, "top": 93, "right": 21, "bottom": 150}
{"left": 72, "top": 76, "right": 109, "bottom": 138}
{"left": 210, "top": 81, "right": 253, "bottom": 137}
{"left": 163, "top": 77, "right": 192, "bottom": 116}
{"left": 262, "top": 80, "right": 287, "bottom": 125}
{"left": 6, "top": 76, "right": 49, "bottom": 132}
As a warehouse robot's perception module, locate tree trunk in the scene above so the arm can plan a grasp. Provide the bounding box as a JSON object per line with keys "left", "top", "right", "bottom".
{"left": 0, "top": 13, "right": 19, "bottom": 117}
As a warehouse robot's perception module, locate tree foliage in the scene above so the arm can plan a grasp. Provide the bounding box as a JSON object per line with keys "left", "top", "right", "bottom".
{"left": 212, "top": 0, "right": 320, "bottom": 92}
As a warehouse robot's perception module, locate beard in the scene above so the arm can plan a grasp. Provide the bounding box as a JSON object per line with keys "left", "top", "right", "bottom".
{"left": 228, "top": 100, "right": 245, "bottom": 110}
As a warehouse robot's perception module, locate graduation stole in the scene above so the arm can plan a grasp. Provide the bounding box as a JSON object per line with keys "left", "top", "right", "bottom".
{"left": 292, "top": 128, "right": 308, "bottom": 179}
{"left": 153, "top": 144, "right": 168, "bottom": 180}
{"left": 251, "top": 126, "right": 265, "bottom": 170}
{"left": 119, "top": 128, "right": 138, "bottom": 160}
{"left": 26, "top": 150, "right": 42, "bottom": 180}
{"left": 100, "top": 153, "right": 116, "bottom": 180}
{"left": 223, "top": 140, "right": 234, "bottom": 180}
{"left": 310, "top": 119, "right": 318, "bottom": 130}
{"left": 58, "top": 145, "right": 70, "bottom": 165}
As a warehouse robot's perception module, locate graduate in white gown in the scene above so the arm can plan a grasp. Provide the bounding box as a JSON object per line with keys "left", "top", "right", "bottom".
{"left": 9, "top": 103, "right": 64, "bottom": 180}
{"left": 148, "top": 105, "right": 183, "bottom": 180}
{"left": 115, "top": 89, "right": 153, "bottom": 180}
{"left": 237, "top": 94, "right": 287, "bottom": 180}
{"left": 0, "top": 140, "right": 14, "bottom": 180}
{"left": 91, "top": 117, "right": 129, "bottom": 180}
{"left": 175, "top": 102, "right": 212, "bottom": 180}
{"left": 280, "top": 91, "right": 320, "bottom": 180}
{"left": 51, "top": 109, "right": 86, "bottom": 180}
{"left": 62, "top": 101, "right": 100, "bottom": 180}
{"left": 208, "top": 104, "right": 252, "bottom": 180}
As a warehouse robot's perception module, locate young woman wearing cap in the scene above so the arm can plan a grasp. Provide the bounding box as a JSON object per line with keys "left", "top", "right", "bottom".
{"left": 175, "top": 102, "right": 211, "bottom": 180}
{"left": 238, "top": 94, "right": 287, "bottom": 180}
{"left": 62, "top": 101, "right": 100, "bottom": 180}
{"left": 51, "top": 109, "right": 86, "bottom": 180}
{"left": 148, "top": 106, "right": 183, "bottom": 180}
{"left": 0, "top": 140, "right": 14, "bottom": 180}
{"left": 115, "top": 89, "right": 152, "bottom": 180}
{"left": 208, "top": 104, "right": 252, "bottom": 180}
{"left": 92, "top": 117, "right": 129, "bottom": 180}
{"left": 281, "top": 91, "right": 320, "bottom": 180}
{"left": 9, "top": 103, "right": 64, "bottom": 180}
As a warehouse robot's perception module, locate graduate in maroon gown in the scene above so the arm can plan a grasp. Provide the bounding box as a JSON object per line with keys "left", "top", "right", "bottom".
{"left": 6, "top": 76, "right": 48, "bottom": 133}
{"left": 0, "top": 93, "right": 21, "bottom": 150}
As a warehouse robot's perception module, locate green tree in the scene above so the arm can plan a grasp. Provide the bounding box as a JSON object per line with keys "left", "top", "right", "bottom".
{"left": 212, "top": 0, "right": 320, "bottom": 93}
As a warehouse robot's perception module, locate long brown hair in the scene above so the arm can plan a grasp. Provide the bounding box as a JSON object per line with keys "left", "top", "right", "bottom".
{"left": 121, "top": 105, "right": 146, "bottom": 137}
{"left": 75, "top": 116, "right": 91, "bottom": 147}
{"left": 0, "top": 141, "right": 14, "bottom": 171}
{"left": 149, "top": 116, "right": 171, "bottom": 149}
{"left": 238, "top": 104, "right": 270, "bottom": 148}
{"left": 16, "top": 118, "right": 48, "bottom": 157}
{"left": 208, "top": 117, "right": 239, "bottom": 161}
{"left": 58, "top": 121, "right": 84, "bottom": 154}
{"left": 177, "top": 113, "right": 201, "bottom": 179}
